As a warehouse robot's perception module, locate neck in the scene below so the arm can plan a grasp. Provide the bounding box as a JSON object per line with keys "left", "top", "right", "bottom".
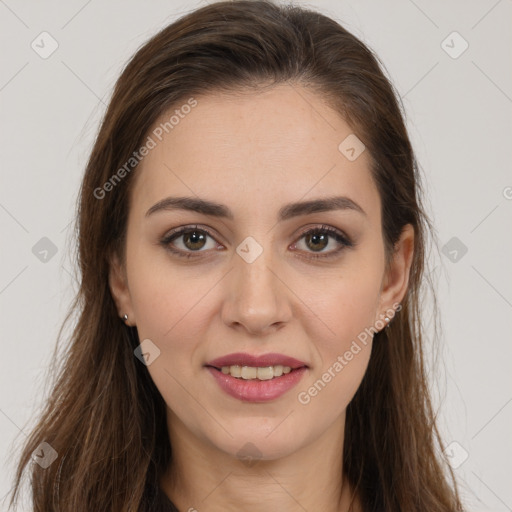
{"left": 159, "top": 409, "right": 361, "bottom": 512}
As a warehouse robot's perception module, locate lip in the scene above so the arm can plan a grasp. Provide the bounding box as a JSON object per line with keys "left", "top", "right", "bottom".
{"left": 205, "top": 352, "right": 309, "bottom": 403}
{"left": 206, "top": 366, "right": 308, "bottom": 402}
{"left": 206, "top": 352, "right": 308, "bottom": 370}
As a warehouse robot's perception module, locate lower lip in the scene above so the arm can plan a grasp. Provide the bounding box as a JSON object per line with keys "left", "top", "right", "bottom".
{"left": 206, "top": 366, "right": 307, "bottom": 402}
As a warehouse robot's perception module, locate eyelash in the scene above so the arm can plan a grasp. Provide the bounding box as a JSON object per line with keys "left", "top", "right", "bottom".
{"left": 160, "top": 224, "right": 353, "bottom": 260}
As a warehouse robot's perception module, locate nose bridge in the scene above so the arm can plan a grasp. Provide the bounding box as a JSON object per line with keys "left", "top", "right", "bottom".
{"left": 222, "top": 234, "right": 292, "bottom": 333}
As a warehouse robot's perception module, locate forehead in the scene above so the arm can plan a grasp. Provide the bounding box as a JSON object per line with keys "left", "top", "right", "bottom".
{"left": 130, "top": 84, "right": 379, "bottom": 221}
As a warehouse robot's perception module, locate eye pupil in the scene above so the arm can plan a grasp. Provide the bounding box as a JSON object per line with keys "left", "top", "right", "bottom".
{"left": 306, "top": 233, "right": 328, "bottom": 252}
{"left": 184, "top": 230, "right": 206, "bottom": 250}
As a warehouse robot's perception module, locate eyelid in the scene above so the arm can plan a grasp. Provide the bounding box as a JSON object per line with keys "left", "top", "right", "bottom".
{"left": 162, "top": 224, "right": 217, "bottom": 242}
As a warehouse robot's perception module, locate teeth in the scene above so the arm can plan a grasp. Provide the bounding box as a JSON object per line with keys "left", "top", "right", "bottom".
{"left": 219, "top": 365, "right": 294, "bottom": 380}
{"left": 241, "top": 366, "right": 257, "bottom": 379}
{"left": 229, "top": 365, "right": 242, "bottom": 378}
{"left": 273, "top": 365, "right": 283, "bottom": 377}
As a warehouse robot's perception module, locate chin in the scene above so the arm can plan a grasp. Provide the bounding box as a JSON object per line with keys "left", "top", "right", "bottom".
{"left": 205, "top": 418, "right": 309, "bottom": 463}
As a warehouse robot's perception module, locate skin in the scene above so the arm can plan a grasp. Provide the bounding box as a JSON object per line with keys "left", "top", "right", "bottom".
{"left": 109, "top": 83, "right": 414, "bottom": 512}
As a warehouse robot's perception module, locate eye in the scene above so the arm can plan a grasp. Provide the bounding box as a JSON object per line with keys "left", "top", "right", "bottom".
{"left": 160, "top": 224, "right": 353, "bottom": 260}
{"left": 160, "top": 225, "right": 220, "bottom": 258}
{"left": 291, "top": 224, "right": 353, "bottom": 260}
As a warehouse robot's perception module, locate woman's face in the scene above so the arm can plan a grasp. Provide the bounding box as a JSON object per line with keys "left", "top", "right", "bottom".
{"left": 110, "top": 84, "right": 412, "bottom": 461}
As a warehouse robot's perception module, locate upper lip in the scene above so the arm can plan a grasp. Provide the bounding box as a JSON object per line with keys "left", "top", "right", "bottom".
{"left": 206, "top": 352, "right": 308, "bottom": 369}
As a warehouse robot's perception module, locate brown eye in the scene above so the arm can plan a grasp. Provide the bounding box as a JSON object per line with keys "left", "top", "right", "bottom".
{"left": 304, "top": 232, "right": 329, "bottom": 252}
{"left": 181, "top": 230, "right": 208, "bottom": 250}
{"left": 292, "top": 225, "right": 353, "bottom": 260}
{"left": 161, "top": 225, "right": 219, "bottom": 258}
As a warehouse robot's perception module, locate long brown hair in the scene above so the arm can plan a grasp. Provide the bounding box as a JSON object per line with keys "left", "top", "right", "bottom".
{"left": 7, "top": 1, "right": 464, "bottom": 510}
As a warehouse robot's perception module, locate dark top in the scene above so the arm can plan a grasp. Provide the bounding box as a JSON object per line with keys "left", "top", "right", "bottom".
{"left": 155, "top": 486, "right": 180, "bottom": 512}
{"left": 139, "top": 478, "right": 180, "bottom": 512}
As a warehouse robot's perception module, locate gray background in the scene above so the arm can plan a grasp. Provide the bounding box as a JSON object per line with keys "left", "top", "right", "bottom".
{"left": 1, "top": 0, "right": 511, "bottom": 510}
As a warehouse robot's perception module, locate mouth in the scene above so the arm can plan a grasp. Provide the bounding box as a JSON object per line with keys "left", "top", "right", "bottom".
{"left": 206, "top": 364, "right": 306, "bottom": 380}
{"left": 205, "top": 352, "right": 309, "bottom": 380}
{"left": 204, "top": 352, "right": 309, "bottom": 402}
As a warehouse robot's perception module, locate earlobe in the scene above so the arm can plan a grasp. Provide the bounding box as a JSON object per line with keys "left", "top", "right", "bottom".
{"left": 108, "top": 252, "right": 134, "bottom": 325}
{"left": 378, "top": 224, "right": 415, "bottom": 317}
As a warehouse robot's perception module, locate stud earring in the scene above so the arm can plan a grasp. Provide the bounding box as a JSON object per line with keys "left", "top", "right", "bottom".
{"left": 122, "top": 314, "right": 128, "bottom": 322}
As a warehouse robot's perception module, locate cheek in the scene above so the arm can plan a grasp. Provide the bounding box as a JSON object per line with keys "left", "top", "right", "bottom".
{"left": 295, "top": 254, "right": 383, "bottom": 411}
{"left": 125, "top": 253, "right": 214, "bottom": 422}
{"left": 309, "top": 261, "right": 384, "bottom": 356}
{"left": 294, "top": 281, "right": 379, "bottom": 428}
{"left": 127, "top": 258, "right": 214, "bottom": 433}
{"left": 127, "top": 242, "right": 215, "bottom": 340}
{"left": 315, "top": 279, "right": 380, "bottom": 337}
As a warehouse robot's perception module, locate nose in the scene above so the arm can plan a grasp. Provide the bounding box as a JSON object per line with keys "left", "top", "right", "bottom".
{"left": 221, "top": 245, "right": 293, "bottom": 336}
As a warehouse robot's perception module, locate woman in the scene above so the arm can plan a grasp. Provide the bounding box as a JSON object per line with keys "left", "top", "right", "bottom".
{"left": 8, "top": 0, "right": 465, "bottom": 510}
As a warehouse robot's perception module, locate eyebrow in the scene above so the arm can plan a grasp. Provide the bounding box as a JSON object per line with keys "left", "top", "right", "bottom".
{"left": 145, "top": 195, "right": 366, "bottom": 220}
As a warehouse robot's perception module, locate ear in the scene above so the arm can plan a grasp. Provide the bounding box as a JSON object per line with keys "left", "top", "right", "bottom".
{"left": 376, "top": 224, "right": 415, "bottom": 321}
{"left": 108, "top": 252, "right": 135, "bottom": 326}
